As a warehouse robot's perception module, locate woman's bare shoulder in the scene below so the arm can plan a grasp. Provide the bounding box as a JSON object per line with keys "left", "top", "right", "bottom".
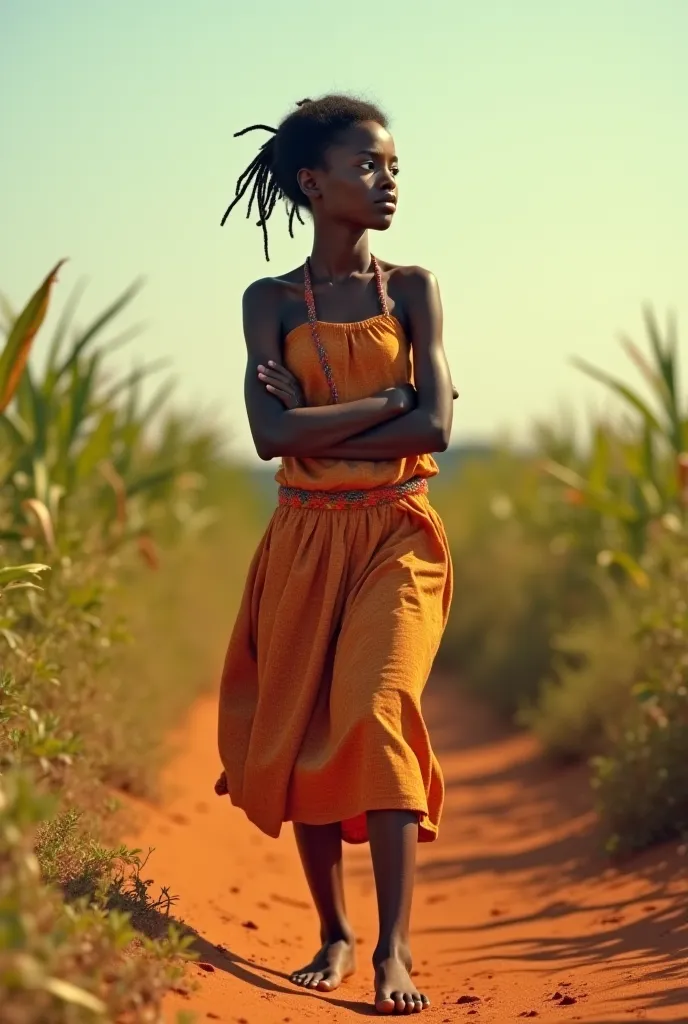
{"left": 242, "top": 265, "right": 305, "bottom": 311}
{"left": 380, "top": 261, "right": 441, "bottom": 327}
{"left": 381, "top": 261, "right": 438, "bottom": 289}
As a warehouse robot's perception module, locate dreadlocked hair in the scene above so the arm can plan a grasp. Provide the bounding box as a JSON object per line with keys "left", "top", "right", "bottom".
{"left": 220, "top": 94, "right": 389, "bottom": 261}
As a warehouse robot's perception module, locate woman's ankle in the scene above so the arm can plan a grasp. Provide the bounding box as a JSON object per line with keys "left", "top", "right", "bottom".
{"left": 372, "top": 936, "right": 411, "bottom": 966}
{"left": 320, "top": 921, "right": 354, "bottom": 945}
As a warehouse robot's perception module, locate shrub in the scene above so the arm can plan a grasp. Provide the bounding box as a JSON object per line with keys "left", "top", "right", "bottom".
{"left": 591, "top": 547, "right": 688, "bottom": 853}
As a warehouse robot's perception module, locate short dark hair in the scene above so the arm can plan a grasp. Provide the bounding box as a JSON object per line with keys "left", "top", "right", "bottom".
{"left": 220, "top": 94, "right": 389, "bottom": 261}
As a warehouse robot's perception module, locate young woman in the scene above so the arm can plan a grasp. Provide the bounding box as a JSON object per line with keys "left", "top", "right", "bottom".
{"left": 215, "top": 94, "right": 454, "bottom": 1015}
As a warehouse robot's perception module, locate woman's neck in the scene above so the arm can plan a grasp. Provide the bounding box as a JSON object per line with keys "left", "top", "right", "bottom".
{"left": 309, "top": 225, "right": 371, "bottom": 283}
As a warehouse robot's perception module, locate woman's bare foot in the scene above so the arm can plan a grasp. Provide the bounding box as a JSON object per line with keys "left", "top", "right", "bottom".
{"left": 290, "top": 935, "right": 356, "bottom": 992}
{"left": 373, "top": 945, "right": 429, "bottom": 1014}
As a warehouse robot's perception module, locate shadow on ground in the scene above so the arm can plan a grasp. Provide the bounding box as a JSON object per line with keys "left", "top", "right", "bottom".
{"left": 415, "top": 674, "right": 688, "bottom": 1016}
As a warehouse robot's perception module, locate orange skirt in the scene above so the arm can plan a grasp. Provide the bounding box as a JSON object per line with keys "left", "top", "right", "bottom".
{"left": 217, "top": 486, "right": 452, "bottom": 844}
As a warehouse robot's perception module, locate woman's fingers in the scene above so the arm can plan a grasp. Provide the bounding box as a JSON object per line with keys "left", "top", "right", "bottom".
{"left": 265, "top": 383, "right": 294, "bottom": 401}
{"left": 258, "top": 361, "right": 296, "bottom": 384}
{"left": 259, "top": 369, "right": 296, "bottom": 393}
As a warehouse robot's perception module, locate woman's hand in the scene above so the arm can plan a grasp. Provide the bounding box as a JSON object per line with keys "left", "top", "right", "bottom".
{"left": 258, "top": 361, "right": 305, "bottom": 409}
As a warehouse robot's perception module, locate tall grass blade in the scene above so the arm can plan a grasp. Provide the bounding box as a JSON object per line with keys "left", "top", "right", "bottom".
{"left": 22, "top": 498, "right": 56, "bottom": 551}
{"left": 55, "top": 277, "right": 144, "bottom": 380}
{"left": 0, "top": 260, "right": 67, "bottom": 412}
{"left": 44, "top": 276, "right": 88, "bottom": 384}
{"left": 125, "top": 466, "right": 178, "bottom": 498}
{"left": 0, "top": 291, "right": 15, "bottom": 332}
{"left": 570, "top": 356, "right": 662, "bottom": 433}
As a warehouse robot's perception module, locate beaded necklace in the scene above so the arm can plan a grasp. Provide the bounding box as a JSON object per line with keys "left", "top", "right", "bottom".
{"left": 303, "top": 256, "right": 389, "bottom": 405}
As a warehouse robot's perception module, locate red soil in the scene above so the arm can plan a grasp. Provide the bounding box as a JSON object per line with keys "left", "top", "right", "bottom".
{"left": 127, "top": 678, "right": 688, "bottom": 1023}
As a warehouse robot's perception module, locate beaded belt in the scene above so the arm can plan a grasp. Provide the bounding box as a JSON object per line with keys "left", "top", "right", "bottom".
{"left": 278, "top": 476, "right": 428, "bottom": 510}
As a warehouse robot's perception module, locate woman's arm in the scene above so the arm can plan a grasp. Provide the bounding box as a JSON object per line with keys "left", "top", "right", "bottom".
{"left": 243, "top": 279, "right": 411, "bottom": 461}
{"left": 311, "top": 268, "right": 454, "bottom": 459}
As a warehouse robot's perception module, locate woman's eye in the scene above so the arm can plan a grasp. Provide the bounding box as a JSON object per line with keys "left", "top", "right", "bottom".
{"left": 391, "top": 166, "right": 400, "bottom": 176}
{"left": 361, "top": 160, "right": 374, "bottom": 171}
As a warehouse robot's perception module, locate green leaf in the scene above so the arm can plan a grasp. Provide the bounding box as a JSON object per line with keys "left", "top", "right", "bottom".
{"left": 66, "top": 351, "right": 101, "bottom": 449}
{"left": 140, "top": 375, "right": 177, "bottom": 424}
{"left": 0, "top": 290, "right": 15, "bottom": 331}
{"left": 541, "top": 459, "right": 587, "bottom": 491}
{"left": 598, "top": 549, "right": 650, "bottom": 588}
{"left": 587, "top": 424, "right": 610, "bottom": 493}
{"left": 543, "top": 459, "right": 638, "bottom": 521}
{"left": 30, "top": 457, "right": 50, "bottom": 505}
{"left": 55, "top": 278, "right": 144, "bottom": 381}
{"left": 0, "top": 409, "right": 32, "bottom": 447}
{"left": 570, "top": 356, "right": 663, "bottom": 434}
{"left": 15, "top": 364, "right": 48, "bottom": 458}
{"left": 96, "top": 357, "right": 172, "bottom": 411}
{"left": 42, "top": 977, "right": 106, "bottom": 1014}
{"left": 639, "top": 419, "right": 656, "bottom": 486}
{"left": 642, "top": 304, "right": 674, "bottom": 396}
{"left": 44, "top": 276, "right": 88, "bottom": 384}
{"left": 126, "top": 465, "right": 178, "bottom": 498}
{"left": 75, "top": 409, "right": 116, "bottom": 481}
{"left": 0, "top": 563, "right": 50, "bottom": 585}
{"left": 641, "top": 305, "right": 682, "bottom": 452}
{"left": 0, "top": 260, "right": 67, "bottom": 412}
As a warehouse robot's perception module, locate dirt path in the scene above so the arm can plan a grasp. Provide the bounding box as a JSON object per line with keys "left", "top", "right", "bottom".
{"left": 128, "top": 678, "right": 688, "bottom": 1023}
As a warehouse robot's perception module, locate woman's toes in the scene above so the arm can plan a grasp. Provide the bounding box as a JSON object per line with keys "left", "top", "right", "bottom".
{"left": 391, "top": 991, "right": 406, "bottom": 1012}
{"left": 375, "top": 992, "right": 395, "bottom": 1014}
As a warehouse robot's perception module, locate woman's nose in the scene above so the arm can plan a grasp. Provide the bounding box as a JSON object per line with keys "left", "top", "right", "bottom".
{"left": 378, "top": 167, "right": 396, "bottom": 191}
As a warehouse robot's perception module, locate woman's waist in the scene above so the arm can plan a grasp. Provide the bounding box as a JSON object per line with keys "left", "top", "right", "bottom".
{"left": 277, "top": 475, "right": 430, "bottom": 510}
{"left": 274, "top": 454, "right": 438, "bottom": 493}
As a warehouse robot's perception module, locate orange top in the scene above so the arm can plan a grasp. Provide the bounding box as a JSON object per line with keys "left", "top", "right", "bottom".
{"left": 275, "top": 313, "right": 439, "bottom": 492}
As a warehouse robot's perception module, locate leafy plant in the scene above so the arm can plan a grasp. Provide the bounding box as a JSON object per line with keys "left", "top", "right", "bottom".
{"left": 0, "top": 772, "right": 196, "bottom": 1023}
{"left": 0, "top": 263, "right": 206, "bottom": 560}
{"left": 544, "top": 306, "right": 687, "bottom": 563}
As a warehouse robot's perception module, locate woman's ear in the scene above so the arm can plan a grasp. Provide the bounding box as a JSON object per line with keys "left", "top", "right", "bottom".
{"left": 297, "top": 168, "right": 321, "bottom": 202}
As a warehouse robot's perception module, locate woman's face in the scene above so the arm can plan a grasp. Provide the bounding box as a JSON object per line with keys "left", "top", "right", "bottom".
{"left": 299, "top": 121, "right": 399, "bottom": 230}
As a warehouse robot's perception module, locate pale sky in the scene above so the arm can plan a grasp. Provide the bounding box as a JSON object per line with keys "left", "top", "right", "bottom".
{"left": 2, "top": 0, "right": 686, "bottom": 463}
